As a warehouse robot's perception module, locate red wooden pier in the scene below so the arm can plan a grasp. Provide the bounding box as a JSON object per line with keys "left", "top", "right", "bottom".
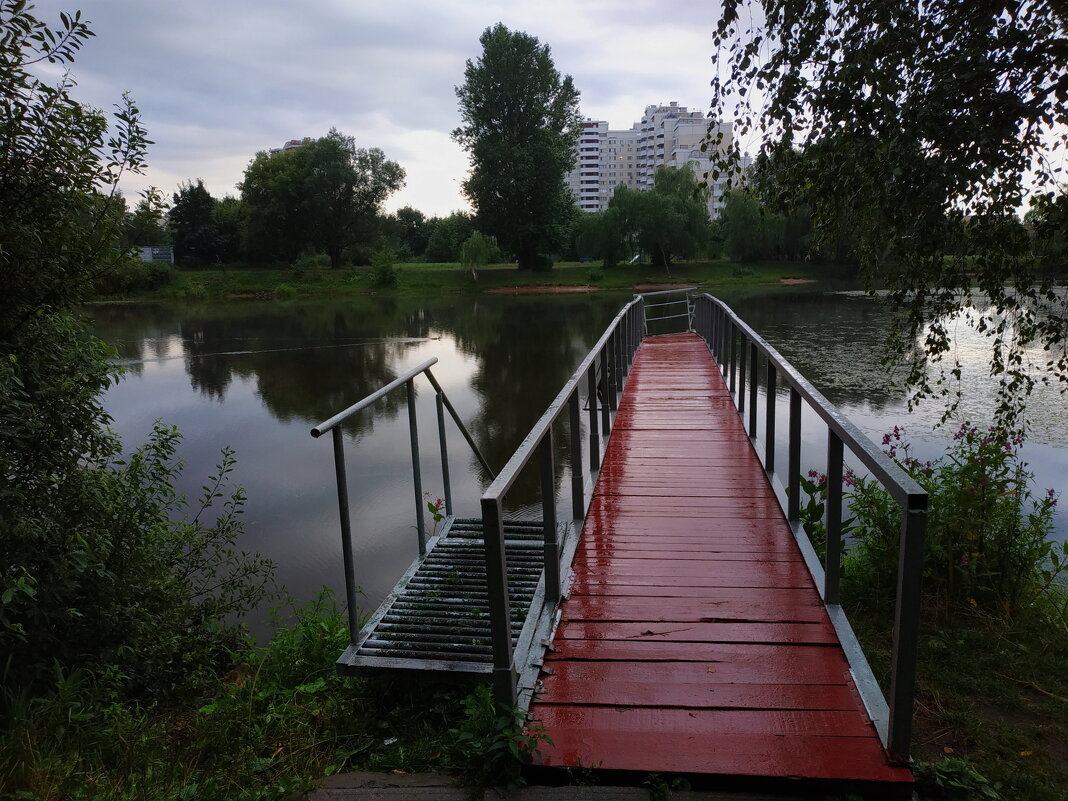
{"left": 528, "top": 334, "right": 912, "bottom": 789}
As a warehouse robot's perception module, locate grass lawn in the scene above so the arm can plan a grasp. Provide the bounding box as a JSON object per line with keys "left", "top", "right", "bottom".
{"left": 111, "top": 259, "right": 832, "bottom": 302}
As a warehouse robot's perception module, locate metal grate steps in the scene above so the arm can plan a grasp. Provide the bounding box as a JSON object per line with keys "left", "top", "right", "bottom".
{"left": 337, "top": 518, "right": 550, "bottom": 674}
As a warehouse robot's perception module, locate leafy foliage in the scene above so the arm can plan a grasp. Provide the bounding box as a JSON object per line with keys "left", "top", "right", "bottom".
{"left": 0, "top": 0, "right": 148, "bottom": 333}
{"left": 446, "top": 684, "right": 550, "bottom": 793}
{"left": 424, "top": 211, "right": 475, "bottom": 262}
{"left": 453, "top": 23, "right": 581, "bottom": 270}
{"left": 241, "top": 129, "right": 404, "bottom": 268}
{"left": 708, "top": 0, "right": 1068, "bottom": 430}
{"left": 459, "top": 230, "right": 499, "bottom": 279}
{"left": 844, "top": 426, "right": 1062, "bottom": 619}
{"left": 171, "top": 179, "right": 220, "bottom": 266}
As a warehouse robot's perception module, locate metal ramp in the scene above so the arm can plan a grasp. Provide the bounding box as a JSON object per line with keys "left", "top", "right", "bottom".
{"left": 338, "top": 518, "right": 563, "bottom": 674}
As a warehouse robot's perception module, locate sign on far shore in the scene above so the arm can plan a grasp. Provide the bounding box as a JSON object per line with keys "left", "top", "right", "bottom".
{"left": 137, "top": 245, "right": 174, "bottom": 264}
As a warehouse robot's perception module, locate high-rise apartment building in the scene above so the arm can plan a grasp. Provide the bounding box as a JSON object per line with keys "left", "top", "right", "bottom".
{"left": 565, "top": 101, "right": 735, "bottom": 219}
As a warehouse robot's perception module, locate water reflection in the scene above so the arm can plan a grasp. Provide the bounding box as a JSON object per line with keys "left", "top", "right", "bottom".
{"left": 87, "top": 287, "right": 1066, "bottom": 632}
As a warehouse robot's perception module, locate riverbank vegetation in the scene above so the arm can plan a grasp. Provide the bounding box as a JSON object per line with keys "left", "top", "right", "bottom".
{"left": 800, "top": 425, "right": 1068, "bottom": 801}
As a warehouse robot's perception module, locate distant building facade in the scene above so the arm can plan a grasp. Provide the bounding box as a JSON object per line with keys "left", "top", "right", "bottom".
{"left": 565, "top": 101, "right": 741, "bottom": 220}
{"left": 268, "top": 137, "right": 314, "bottom": 155}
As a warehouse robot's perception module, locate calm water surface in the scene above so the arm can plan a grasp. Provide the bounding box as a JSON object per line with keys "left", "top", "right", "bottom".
{"left": 89, "top": 287, "right": 1067, "bottom": 630}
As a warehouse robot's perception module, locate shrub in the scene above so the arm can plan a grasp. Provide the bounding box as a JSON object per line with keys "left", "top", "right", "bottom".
{"left": 273, "top": 282, "right": 298, "bottom": 301}
{"left": 370, "top": 247, "right": 398, "bottom": 288}
{"left": 845, "top": 425, "right": 1062, "bottom": 619}
{"left": 291, "top": 251, "right": 330, "bottom": 279}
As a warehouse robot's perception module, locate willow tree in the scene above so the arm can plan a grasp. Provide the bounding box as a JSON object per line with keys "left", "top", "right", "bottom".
{"left": 453, "top": 23, "right": 581, "bottom": 271}
{"left": 708, "top": 1, "right": 1068, "bottom": 430}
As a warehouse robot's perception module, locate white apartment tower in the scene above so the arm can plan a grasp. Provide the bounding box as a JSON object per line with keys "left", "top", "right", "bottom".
{"left": 565, "top": 101, "right": 734, "bottom": 219}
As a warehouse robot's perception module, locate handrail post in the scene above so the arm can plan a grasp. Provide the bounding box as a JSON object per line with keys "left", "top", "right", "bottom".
{"left": 728, "top": 324, "right": 737, "bottom": 394}
{"left": 788, "top": 388, "right": 802, "bottom": 523}
{"left": 331, "top": 427, "right": 361, "bottom": 645}
{"left": 569, "top": 389, "right": 584, "bottom": 521}
{"left": 765, "top": 363, "right": 777, "bottom": 474}
{"left": 587, "top": 364, "right": 601, "bottom": 472}
{"left": 405, "top": 380, "right": 426, "bottom": 555}
{"left": 609, "top": 333, "right": 619, "bottom": 411}
{"left": 435, "top": 392, "right": 453, "bottom": 518}
{"left": 480, "top": 496, "right": 518, "bottom": 709}
{"left": 738, "top": 334, "right": 747, "bottom": 415}
{"left": 599, "top": 349, "right": 612, "bottom": 429}
{"left": 540, "top": 431, "right": 561, "bottom": 604}
{"left": 825, "top": 431, "right": 844, "bottom": 604}
{"left": 888, "top": 496, "right": 927, "bottom": 761}
{"left": 748, "top": 342, "right": 759, "bottom": 436}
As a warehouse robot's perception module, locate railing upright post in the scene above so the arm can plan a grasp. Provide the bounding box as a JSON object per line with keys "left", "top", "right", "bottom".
{"left": 609, "top": 332, "right": 620, "bottom": 410}
{"left": 738, "top": 334, "right": 747, "bottom": 415}
{"left": 748, "top": 342, "right": 759, "bottom": 436}
{"left": 765, "top": 363, "right": 777, "bottom": 474}
{"left": 569, "top": 389, "right": 584, "bottom": 521}
{"left": 330, "top": 427, "right": 361, "bottom": 645}
{"left": 728, "top": 324, "right": 737, "bottom": 394}
{"left": 720, "top": 312, "right": 729, "bottom": 376}
{"left": 587, "top": 365, "right": 601, "bottom": 472}
{"left": 788, "top": 388, "right": 802, "bottom": 523}
{"left": 406, "top": 379, "right": 426, "bottom": 555}
{"left": 612, "top": 328, "right": 621, "bottom": 393}
{"left": 435, "top": 392, "right": 452, "bottom": 518}
{"left": 539, "top": 431, "right": 561, "bottom": 604}
{"left": 888, "top": 496, "right": 927, "bottom": 761}
{"left": 825, "top": 431, "right": 844, "bottom": 604}
{"left": 480, "top": 496, "right": 518, "bottom": 709}
{"left": 599, "top": 348, "right": 612, "bottom": 428}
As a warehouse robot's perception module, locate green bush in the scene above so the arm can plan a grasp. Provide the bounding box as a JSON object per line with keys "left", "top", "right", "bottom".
{"left": 273, "top": 282, "right": 298, "bottom": 301}
{"left": 844, "top": 425, "right": 1062, "bottom": 618}
{"left": 291, "top": 251, "right": 330, "bottom": 279}
{"left": 370, "top": 247, "right": 398, "bottom": 288}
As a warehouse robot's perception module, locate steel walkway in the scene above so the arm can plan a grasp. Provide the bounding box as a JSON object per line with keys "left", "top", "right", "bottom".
{"left": 527, "top": 334, "right": 913, "bottom": 788}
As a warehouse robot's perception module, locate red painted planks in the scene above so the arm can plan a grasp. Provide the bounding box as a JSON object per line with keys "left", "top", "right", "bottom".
{"left": 554, "top": 620, "right": 839, "bottom": 644}
{"left": 527, "top": 333, "right": 908, "bottom": 787}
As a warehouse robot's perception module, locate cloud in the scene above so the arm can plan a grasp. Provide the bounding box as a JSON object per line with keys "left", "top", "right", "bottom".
{"left": 27, "top": 0, "right": 720, "bottom": 216}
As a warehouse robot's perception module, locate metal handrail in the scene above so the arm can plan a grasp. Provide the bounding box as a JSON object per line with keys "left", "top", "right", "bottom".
{"left": 480, "top": 297, "right": 646, "bottom": 707}
{"left": 692, "top": 294, "right": 927, "bottom": 763}
{"left": 311, "top": 357, "right": 495, "bottom": 646}
{"left": 637, "top": 286, "right": 696, "bottom": 334}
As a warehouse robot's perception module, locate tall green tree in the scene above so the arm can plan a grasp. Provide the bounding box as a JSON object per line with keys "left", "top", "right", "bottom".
{"left": 424, "top": 211, "right": 474, "bottom": 262}
{"left": 709, "top": 0, "right": 1068, "bottom": 428}
{"left": 123, "top": 187, "right": 169, "bottom": 247}
{"left": 0, "top": 2, "right": 273, "bottom": 701}
{"left": 240, "top": 130, "right": 404, "bottom": 268}
{"left": 453, "top": 23, "right": 581, "bottom": 270}
{"left": 170, "top": 179, "right": 218, "bottom": 265}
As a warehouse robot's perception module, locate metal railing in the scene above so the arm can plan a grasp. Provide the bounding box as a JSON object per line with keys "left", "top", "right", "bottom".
{"left": 638, "top": 286, "right": 696, "bottom": 333}
{"left": 310, "top": 358, "right": 494, "bottom": 646}
{"left": 480, "top": 298, "right": 646, "bottom": 708}
{"left": 692, "top": 294, "right": 927, "bottom": 762}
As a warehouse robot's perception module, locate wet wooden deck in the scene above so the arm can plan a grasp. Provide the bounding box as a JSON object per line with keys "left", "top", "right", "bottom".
{"left": 528, "top": 334, "right": 912, "bottom": 789}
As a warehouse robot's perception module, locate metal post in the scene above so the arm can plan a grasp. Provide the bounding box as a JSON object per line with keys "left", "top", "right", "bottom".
{"left": 888, "top": 496, "right": 927, "bottom": 761}
{"left": 825, "top": 430, "right": 844, "bottom": 604}
{"left": 609, "top": 332, "right": 619, "bottom": 411}
{"left": 622, "top": 309, "right": 630, "bottom": 378}
{"left": 728, "top": 324, "right": 737, "bottom": 394}
{"left": 587, "top": 364, "right": 601, "bottom": 472}
{"left": 406, "top": 380, "right": 426, "bottom": 556}
{"left": 435, "top": 392, "right": 452, "bottom": 518}
{"left": 765, "top": 363, "right": 777, "bottom": 474}
{"left": 331, "top": 427, "right": 361, "bottom": 645}
{"left": 788, "top": 388, "right": 802, "bottom": 523}
{"left": 599, "top": 348, "right": 612, "bottom": 428}
{"left": 738, "top": 335, "right": 747, "bottom": 415}
{"left": 540, "top": 431, "right": 561, "bottom": 604}
{"left": 748, "top": 342, "right": 759, "bottom": 436}
{"left": 720, "top": 312, "right": 729, "bottom": 375}
{"left": 569, "top": 389, "right": 584, "bottom": 521}
{"left": 480, "top": 496, "right": 518, "bottom": 709}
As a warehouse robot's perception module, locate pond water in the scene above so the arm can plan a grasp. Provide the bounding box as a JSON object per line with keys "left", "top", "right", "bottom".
{"left": 88, "top": 286, "right": 1067, "bottom": 631}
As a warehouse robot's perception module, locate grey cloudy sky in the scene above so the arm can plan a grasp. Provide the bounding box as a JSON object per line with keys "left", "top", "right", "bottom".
{"left": 30, "top": 0, "right": 723, "bottom": 216}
